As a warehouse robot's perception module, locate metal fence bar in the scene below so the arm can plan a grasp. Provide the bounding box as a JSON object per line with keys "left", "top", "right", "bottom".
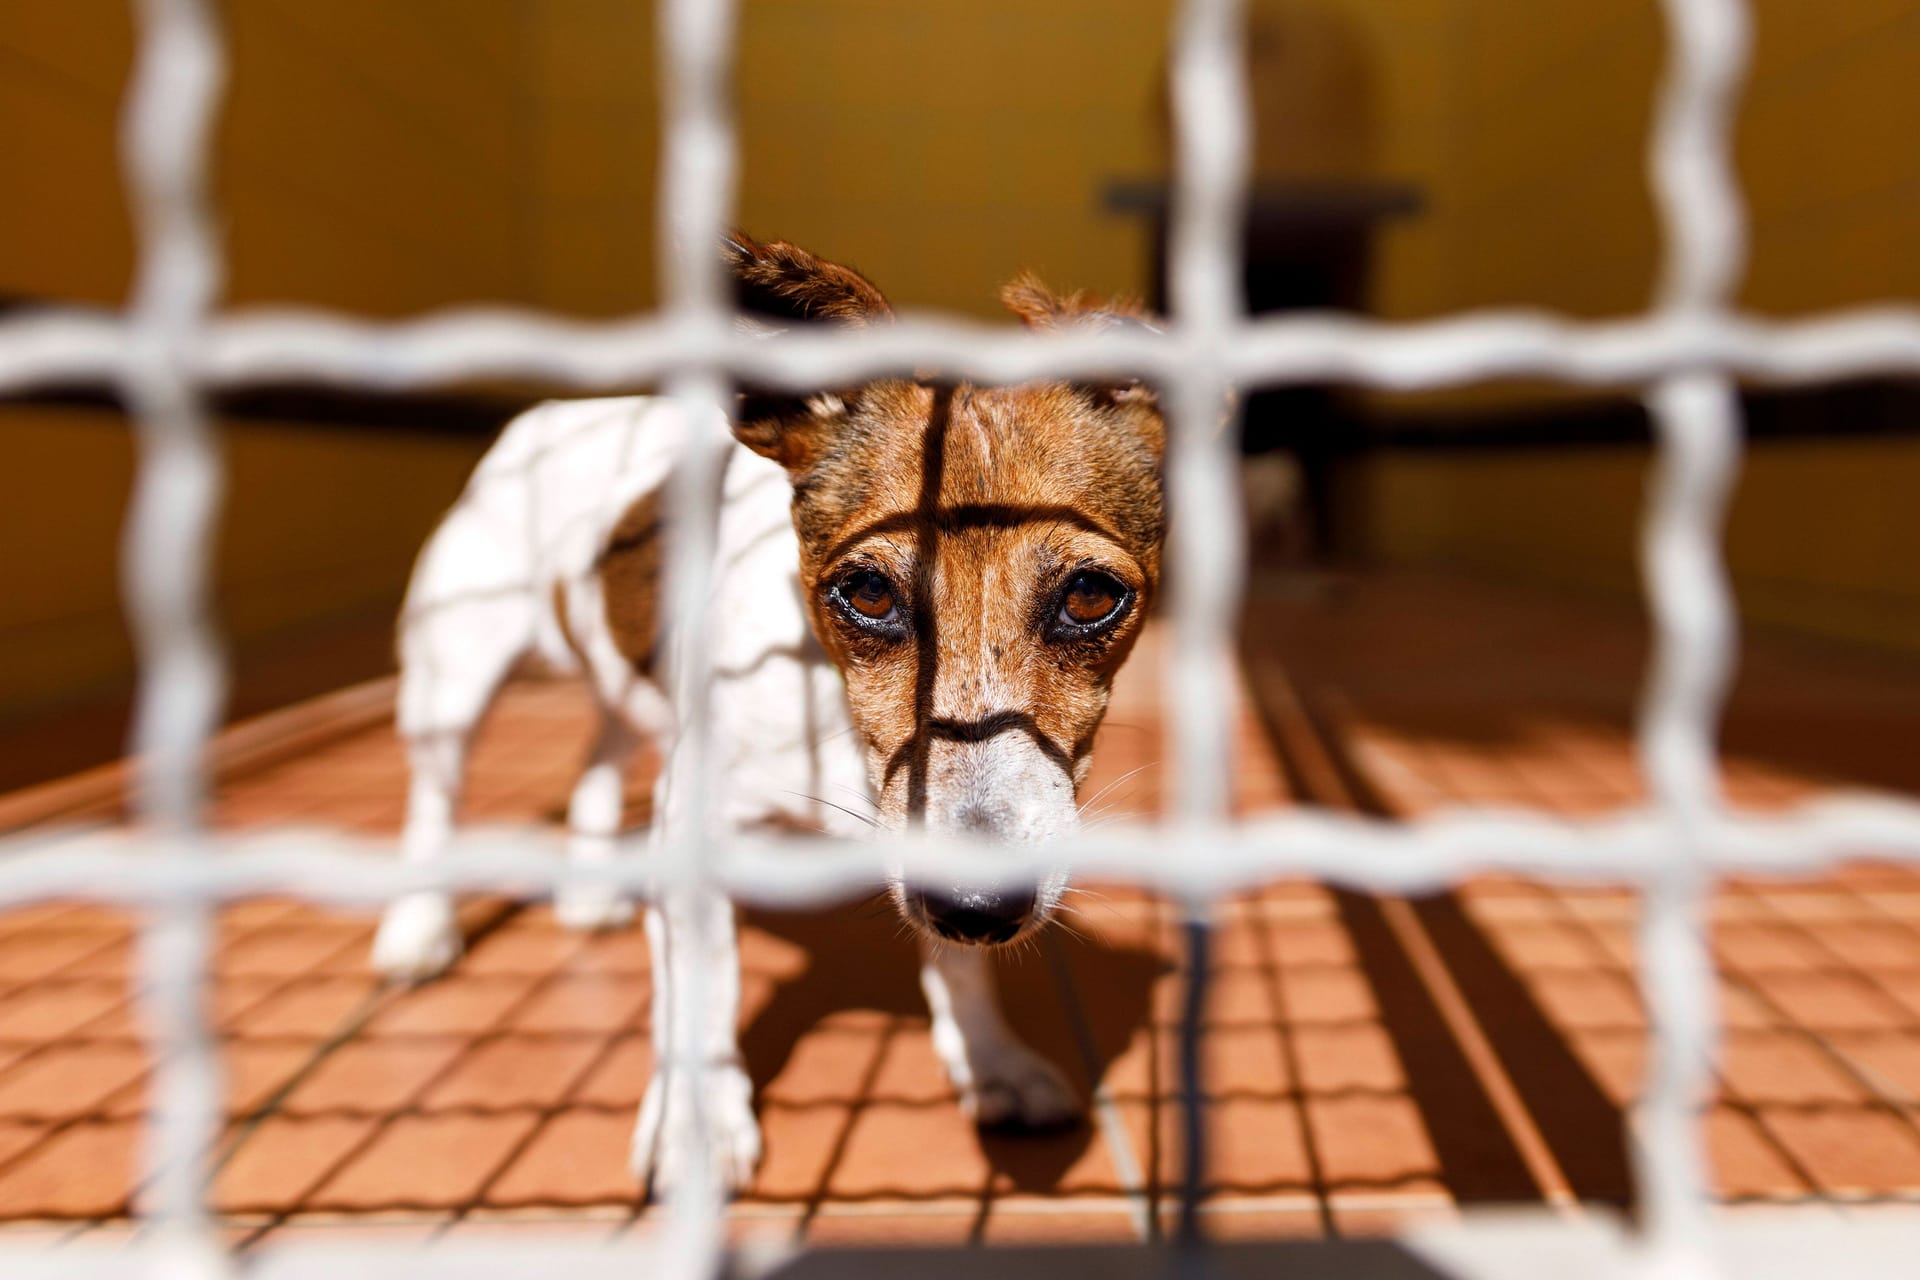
{"left": 1633, "top": 0, "right": 1752, "bottom": 1271}
{"left": 1164, "top": 0, "right": 1251, "bottom": 1250}
{"left": 10, "top": 306, "right": 1920, "bottom": 399}
{"left": 116, "top": 0, "right": 229, "bottom": 1275}
{"left": 1, "top": 797, "right": 1919, "bottom": 908}
{"left": 650, "top": 0, "right": 741, "bottom": 1269}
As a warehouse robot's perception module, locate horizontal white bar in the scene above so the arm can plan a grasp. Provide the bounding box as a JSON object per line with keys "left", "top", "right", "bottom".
{"left": 7, "top": 306, "right": 1920, "bottom": 397}
{"left": 4, "top": 1209, "right": 1917, "bottom": 1280}
{"left": 2, "top": 794, "right": 1916, "bottom": 910}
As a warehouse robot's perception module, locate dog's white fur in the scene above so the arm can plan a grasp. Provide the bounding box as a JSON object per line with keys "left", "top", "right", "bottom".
{"left": 372, "top": 396, "right": 1078, "bottom": 1192}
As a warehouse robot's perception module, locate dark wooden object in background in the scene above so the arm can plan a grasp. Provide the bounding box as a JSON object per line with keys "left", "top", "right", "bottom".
{"left": 1103, "top": 179, "right": 1420, "bottom": 562}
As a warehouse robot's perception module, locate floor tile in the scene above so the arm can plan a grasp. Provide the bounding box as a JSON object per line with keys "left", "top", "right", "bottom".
{"left": 0, "top": 1120, "right": 139, "bottom": 1217}
{"left": 280, "top": 1040, "right": 470, "bottom": 1116}
{"left": 304, "top": 1112, "right": 543, "bottom": 1212}
{"left": 213, "top": 1113, "right": 382, "bottom": 1213}
{"left": 365, "top": 975, "right": 541, "bottom": 1037}
{"left": 0, "top": 1045, "right": 147, "bottom": 1123}
{"left": 480, "top": 1109, "right": 638, "bottom": 1208}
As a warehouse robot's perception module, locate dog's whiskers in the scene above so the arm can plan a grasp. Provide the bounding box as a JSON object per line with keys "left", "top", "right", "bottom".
{"left": 1060, "top": 885, "right": 1126, "bottom": 921}
{"left": 783, "top": 791, "right": 880, "bottom": 829}
{"left": 1075, "top": 762, "right": 1156, "bottom": 816}
{"left": 833, "top": 784, "right": 882, "bottom": 814}
{"left": 1047, "top": 915, "right": 1089, "bottom": 946}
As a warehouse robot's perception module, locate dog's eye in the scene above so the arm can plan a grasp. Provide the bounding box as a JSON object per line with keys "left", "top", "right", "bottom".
{"left": 844, "top": 569, "right": 896, "bottom": 619}
{"left": 1051, "top": 570, "right": 1130, "bottom": 637}
{"left": 830, "top": 567, "right": 907, "bottom": 638}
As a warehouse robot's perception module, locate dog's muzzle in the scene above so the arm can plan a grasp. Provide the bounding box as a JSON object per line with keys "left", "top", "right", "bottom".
{"left": 914, "top": 887, "right": 1036, "bottom": 945}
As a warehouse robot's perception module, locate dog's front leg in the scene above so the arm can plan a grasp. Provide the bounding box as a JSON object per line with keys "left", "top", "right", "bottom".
{"left": 920, "top": 942, "right": 1082, "bottom": 1129}
{"left": 631, "top": 885, "right": 760, "bottom": 1195}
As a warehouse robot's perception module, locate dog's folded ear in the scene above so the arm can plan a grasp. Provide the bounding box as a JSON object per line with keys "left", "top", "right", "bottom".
{"left": 725, "top": 232, "right": 892, "bottom": 473}
{"left": 999, "top": 273, "right": 1162, "bottom": 411}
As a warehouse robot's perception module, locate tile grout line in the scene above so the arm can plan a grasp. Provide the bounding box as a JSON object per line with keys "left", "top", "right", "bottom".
{"left": 201, "top": 979, "right": 398, "bottom": 1187}
{"left": 1252, "top": 652, "right": 1589, "bottom": 1218}
{"left": 1043, "top": 933, "right": 1153, "bottom": 1242}
{"left": 124, "top": 927, "right": 409, "bottom": 1230}
{"left": 790, "top": 1013, "right": 904, "bottom": 1240}
{"left": 439, "top": 977, "right": 656, "bottom": 1233}
{"left": 234, "top": 908, "right": 574, "bottom": 1248}
{"left": 1712, "top": 892, "right": 1920, "bottom": 1122}
{"left": 1541, "top": 890, "right": 1833, "bottom": 1206}
{"left": 0, "top": 912, "right": 361, "bottom": 1207}
{"left": 1244, "top": 895, "right": 1339, "bottom": 1236}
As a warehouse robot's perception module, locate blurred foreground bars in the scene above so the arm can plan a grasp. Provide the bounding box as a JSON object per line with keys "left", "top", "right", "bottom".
{"left": 1, "top": 0, "right": 1920, "bottom": 1277}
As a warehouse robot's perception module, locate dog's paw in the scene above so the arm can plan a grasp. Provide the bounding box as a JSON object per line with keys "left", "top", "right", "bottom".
{"left": 371, "top": 892, "right": 462, "bottom": 981}
{"left": 630, "top": 1061, "right": 761, "bottom": 1197}
{"left": 959, "top": 1043, "right": 1083, "bottom": 1131}
{"left": 553, "top": 884, "right": 636, "bottom": 933}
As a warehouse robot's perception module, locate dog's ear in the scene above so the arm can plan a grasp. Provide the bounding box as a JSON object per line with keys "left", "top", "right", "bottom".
{"left": 999, "top": 272, "right": 1153, "bottom": 334}
{"left": 726, "top": 231, "right": 893, "bottom": 327}
{"left": 727, "top": 232, "right": 891, "bottom": 474}
{"left": 1000, "top": 272, "right": 1164, "bottom": 418}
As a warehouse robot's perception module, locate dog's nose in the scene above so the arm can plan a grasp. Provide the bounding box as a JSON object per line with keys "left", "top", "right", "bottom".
{"left": 918, "top": 887, "right": 1035, "bottom": 945}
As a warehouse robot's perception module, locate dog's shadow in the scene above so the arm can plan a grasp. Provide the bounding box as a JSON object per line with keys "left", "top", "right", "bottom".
{"left": 737, "top": 902, "right": 1169, "bottom": 1195}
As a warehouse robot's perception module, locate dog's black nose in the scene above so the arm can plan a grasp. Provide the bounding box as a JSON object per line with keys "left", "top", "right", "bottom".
{"left": 918, "top": 888, "right": 1035, "bottom": 945}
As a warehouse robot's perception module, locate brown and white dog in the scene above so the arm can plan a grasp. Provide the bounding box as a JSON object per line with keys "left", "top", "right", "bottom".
{"left": 370, "top": 234, "right": 1166, "bottom": 1193}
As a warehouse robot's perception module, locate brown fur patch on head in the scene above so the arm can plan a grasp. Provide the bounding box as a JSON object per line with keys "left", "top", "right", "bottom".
{"left": 724, "top": 237, "right": 1169, "bottom": 841}
{"left": 787, "top": 380, "right": 1166, "bottom": 824}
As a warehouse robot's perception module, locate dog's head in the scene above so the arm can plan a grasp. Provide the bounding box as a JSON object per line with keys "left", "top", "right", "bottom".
{"left": 727, "top": 233, "right": 1165, "bottom": 946}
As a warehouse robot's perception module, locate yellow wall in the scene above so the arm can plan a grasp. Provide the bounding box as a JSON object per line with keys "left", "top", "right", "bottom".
{"left": 0, "top": 2, "right": 540, "bottom": 314}
{"left": 8, "top": 2, "right": 1916, "bottom": 319}
{"left": 0, "top": 4, "right": 519, "bottom": 737}
{"left": 1741, "top": 0, "right": 1920, "bottom": 313}
{"left": 1357, "top": 436, "right": 1920, "bottom": 655}
{"left": 0, "top": 406, "right": 485, "bottom": 722}
{"left": 1343, "top": 1, "right": 1920, "bottom": 657}
{"left": 525, "top": 0, "right": 659, "bottom": 315}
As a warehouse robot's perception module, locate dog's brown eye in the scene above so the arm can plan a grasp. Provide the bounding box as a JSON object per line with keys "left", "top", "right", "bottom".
{"left": 1063, "top": 574, "right": 1118, "bottom": 623}
{"left": 831, "top": 567, "right": 907, "bottom": 639}
{"left": 1052, "top": 570, "right": 1130, "bottom": 637}
{"left": 844, "top": 569, "right": 895, "bottom": 619}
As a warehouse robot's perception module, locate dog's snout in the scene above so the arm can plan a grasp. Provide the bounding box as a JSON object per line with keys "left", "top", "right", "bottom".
{"left": 918, "top": 887, "right": 1035, "bottom": 945}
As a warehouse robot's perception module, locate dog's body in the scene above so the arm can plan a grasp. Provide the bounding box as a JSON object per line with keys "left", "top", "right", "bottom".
{"left": 372, "top": 236, "right": 1165, "bottom": 1193}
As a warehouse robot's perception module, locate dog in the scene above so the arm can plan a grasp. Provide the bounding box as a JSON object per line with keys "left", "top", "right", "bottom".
{"left": 370, "top": 233, "right": 1167, "bottom": 1193}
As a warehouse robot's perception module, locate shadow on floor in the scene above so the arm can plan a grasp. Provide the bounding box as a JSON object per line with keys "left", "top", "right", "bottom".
{"left": 1240, "top": 590, "right": 1639, "bottom": 1214}
{"left": 741, "top": 901, "right": 1170, "bottom": 1195}
{"left": 1243, "top": 569, "right": 1920, "bottom": 799}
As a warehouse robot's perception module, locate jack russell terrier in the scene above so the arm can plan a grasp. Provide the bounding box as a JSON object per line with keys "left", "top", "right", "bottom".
{"left": 370, "top": 233, "right": 1167, "bottom": 1193}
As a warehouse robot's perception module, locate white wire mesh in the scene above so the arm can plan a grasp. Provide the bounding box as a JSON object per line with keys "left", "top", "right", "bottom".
{"left": 0, "top": 0, "right": 1916, "bottom": 1276}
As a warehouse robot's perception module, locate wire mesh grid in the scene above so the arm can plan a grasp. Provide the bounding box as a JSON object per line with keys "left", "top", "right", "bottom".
{"left": 2, "top": 0, "right": 1920, "bottom": 1275}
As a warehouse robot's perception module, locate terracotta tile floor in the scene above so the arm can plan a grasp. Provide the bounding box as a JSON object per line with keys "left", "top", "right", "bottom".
{"left": 2, "top": 570, "right": 1919, "bottom": 1252}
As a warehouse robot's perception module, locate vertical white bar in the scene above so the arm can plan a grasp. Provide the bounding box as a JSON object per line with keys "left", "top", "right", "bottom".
{"left": 1164, "top": 0, "right": 1249, "bottom": 833}
{"left": 1164, "top": 0, "right": 1250, "bottom": 1243}
{"left": 1635, "top": 376, "right": 1740, "bottom": 1278}
{"left": 119, "top": 0, "right": 229, "bottom": 1275}
{"left": 654, "top": 0, "right": 737, "bottom": 1270}
{"left": 1636, "top": 1, "right": 1749, "bottom": 1274}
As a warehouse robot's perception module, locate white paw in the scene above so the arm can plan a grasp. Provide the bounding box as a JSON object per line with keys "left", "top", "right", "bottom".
{"left": 371, "top": 892, "right": 462, "bottom": 981}
{"left": 553, "top": 884, "right": 636, "bottom": 933}
{"left": 958, "top": 1042, "right": 1083, "bottom": 1130}
{"left": 630, "top": 1061, "right": 761, "bottom": 1197}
